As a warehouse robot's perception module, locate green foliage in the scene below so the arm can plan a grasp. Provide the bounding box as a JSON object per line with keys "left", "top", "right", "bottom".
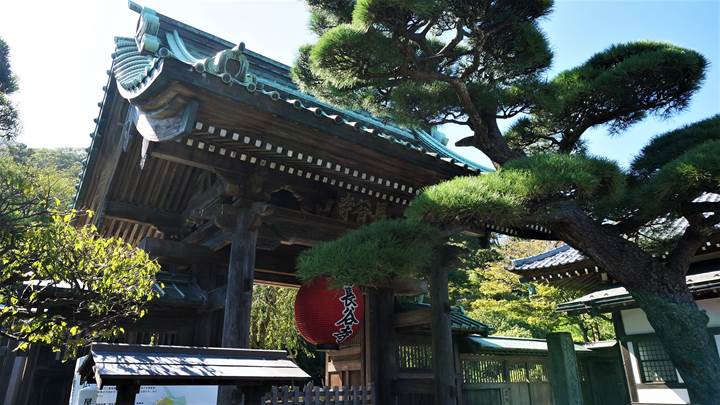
{"left": 0, "top": 152, "right": 159, "bottom": 357}
{"left": 310, "top": 24, "right": 402, "bottom": 90}
{"left": 0, "top": 144, "right": 85, "bottom": 208}
{"left": 0, "top": 211, "right": 160, "bottom": 356}
{"left": 631, "top": 114, "right": 720, "bottom": 181}
{"left": 296, "top": 0, "right": 554, "bottom": 131}
{"left": 250, "top": 284, "right": 325, "bottom": 380}
{"left": 306, "top": 0, "right": 355, "bottom": 36}
{"left": 296, "top": 2, "right": 717, "bottom": 390}
{"left": 0, "top": 94, "right": 18, "bottom": 140}
{"left": 389, "top": 81, "right": 458, "bottom": 128}
{"left": 638, "top": 140, "right": 720, "bottom": 214}
{"left": 450, "top": 238, "right": 614, "bottom": 342}
{"left": 524, "top": 42, "right": 707, "bottom": 152}
{"left": 297, "top": 219, "right": 445, "bottom": 285}
{"left": 353, "top": 0, "right": 442, "bottom": 27}
{"left": 250, "top": 285, "right": 306, "bottom": 355}
{"left": 407, "top": 154, "right": 626, "bottom": 226}
{"left": 0, "top": 37, "right": 18, "bottom": 140}
{"left": 0, "top": 38, "right": 17, "bottom": 94}
{"left": 296, "top": 3, "right": 706, "bottom": 159}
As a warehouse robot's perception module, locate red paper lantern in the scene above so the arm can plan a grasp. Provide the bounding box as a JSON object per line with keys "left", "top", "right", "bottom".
{"left": 294, "top": 277, "right": 364, "bottom": 346}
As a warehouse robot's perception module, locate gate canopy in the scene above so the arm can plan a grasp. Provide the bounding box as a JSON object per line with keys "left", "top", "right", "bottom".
{"left": 78, "top": 343, "right": 309, "bottom": 388}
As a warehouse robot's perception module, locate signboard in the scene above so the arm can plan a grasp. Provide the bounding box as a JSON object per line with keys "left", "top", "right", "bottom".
{"left": 68, "top": 357, "right": 218, "bottom": 405}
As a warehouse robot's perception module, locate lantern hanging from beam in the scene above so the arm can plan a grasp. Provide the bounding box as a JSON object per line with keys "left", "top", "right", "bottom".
{"left": 294, "top": 277, "right": 364, "bottom": 347}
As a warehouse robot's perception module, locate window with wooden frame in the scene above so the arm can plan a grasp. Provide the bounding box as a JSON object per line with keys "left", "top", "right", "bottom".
{"left": 636, "top": 339, "right": 678, "bottom": 383}
{"left": 397, "top": 344, "right": 432, "bottom": 370}
{"left": 461, "top": 356, "right": 505, "bottom": 384}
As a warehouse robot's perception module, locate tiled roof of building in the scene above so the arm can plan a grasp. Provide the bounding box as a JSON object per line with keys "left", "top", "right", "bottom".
{"left": 557, "top": 269, "right": 720, "bottom": 314}
{"left": 511, "top": 244, "right": 587, "bottom": 271}
{"left": 109, "top": 2, "right": 491, "bottom": 173}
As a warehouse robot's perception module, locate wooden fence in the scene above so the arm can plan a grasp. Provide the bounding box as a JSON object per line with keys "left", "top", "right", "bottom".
{"left": 261, "top": 385, "right": 373, "bottom": 405}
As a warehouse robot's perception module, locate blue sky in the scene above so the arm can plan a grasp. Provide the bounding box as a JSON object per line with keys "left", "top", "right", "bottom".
{"left": 1, "top": 0, "right": 718, "bottom": 169}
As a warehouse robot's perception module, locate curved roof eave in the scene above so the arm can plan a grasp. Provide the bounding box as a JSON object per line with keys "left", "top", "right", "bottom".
{"left": 115, "top": 3, "right": 490, "bottom": 174}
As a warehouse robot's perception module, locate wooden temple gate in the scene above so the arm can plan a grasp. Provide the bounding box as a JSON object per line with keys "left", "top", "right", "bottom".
{"left": 46, "top": 3, "right": 494, "bottom": 405}
{"left": 7, "top": 3, "right": 604, "bottom": 405}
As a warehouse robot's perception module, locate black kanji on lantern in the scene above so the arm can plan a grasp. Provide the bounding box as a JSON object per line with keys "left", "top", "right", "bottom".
{"left": 332, "top": 286, "right": 360, "bottom": 343}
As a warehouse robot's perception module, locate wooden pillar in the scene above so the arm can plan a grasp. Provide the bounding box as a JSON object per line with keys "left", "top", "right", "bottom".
{"left": 547, "top": 332, "right": 584, "bottom": 405}
{"left": 115, "top": 383, "right": 140, "bottom": 405}
{"left": 14, "top": 344, "right": 39, "bottom": 405}
{"left": 369, "top": 287, "right": 397, "bottom": 405}
{"left": 613, "top": 311, "right": 638, "bottom": 403}
{"left": 430, "top": 269, "right": 457, "bottom": 405}
{"left": 221, "top": 203, "right": 263, "bottom": 348}
{"left": 218, "top": 203, "right": 264, "bottom": 405}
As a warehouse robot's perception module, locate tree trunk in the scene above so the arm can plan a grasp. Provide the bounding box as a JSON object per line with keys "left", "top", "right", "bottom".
{"left": 628, "top": 280, "right": 720, "bottom": 405}
{"left": 430, "top": 268, "right": 457, "bottom": 405}
{"left": 551, "top": 206, "right": 720, "bottom": 404}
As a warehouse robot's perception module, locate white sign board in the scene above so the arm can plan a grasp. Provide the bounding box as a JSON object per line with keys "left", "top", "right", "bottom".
{"left": 69, "top": 357, "right": 218, "bottom": 405}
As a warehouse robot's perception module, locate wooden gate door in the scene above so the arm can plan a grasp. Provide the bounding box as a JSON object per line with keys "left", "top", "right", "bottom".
{"left": 460, "top": 355, "right": 554, "bottom": 405}
{"left": 464, "top": 386, "right": 504, "bottom": 405}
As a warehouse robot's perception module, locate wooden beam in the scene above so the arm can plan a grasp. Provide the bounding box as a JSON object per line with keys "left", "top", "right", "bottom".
{"left": 263, "top": 205, "right": 355, "bottom": 246}
{"left": 206, "top": 273, "right": 300, "bottom": 311}
{"left": 138, "top": 237, "right": 225, "bottom": 264}
{"left": 115, "top": 383, "right": 140, "bottom": 405}
{"left": 93, "top": 106, "right": 132, "bottom": 228}
{"left": 151, "top": 140, "right": 254, "bottom": 181}
{"left": 131, "top": 98, "right": 199, "bottom": 142}
{"left": 105, "top": 201, "right": 182, "bottom": 230}
{"left": 394, "top": 309, "right": 431, "bottom": 329}
{"left": 181, "top": 203, "right": 355, "bottom": 251}
{"left": 150, "top": 140, "right": 409, "bottom": 210}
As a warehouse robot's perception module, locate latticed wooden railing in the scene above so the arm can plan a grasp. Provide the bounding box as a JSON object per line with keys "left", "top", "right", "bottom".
{"left": 261, "top": 385, "right": 373, "bottom": 405}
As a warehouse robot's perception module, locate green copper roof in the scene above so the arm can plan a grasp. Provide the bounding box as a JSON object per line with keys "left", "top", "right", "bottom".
{"left": 397, "top": 302, "right": 491, "bottom": 335}
{"left": 154, "top": 272, "right": 207, "bottom": 307}
{"left": 112, "top": 2, "right": 491, "bottom": 173}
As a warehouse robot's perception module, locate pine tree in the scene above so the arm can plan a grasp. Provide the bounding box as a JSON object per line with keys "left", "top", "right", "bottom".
{"left": 295, "top": 1, "right": 719, "bottom": 403}
{"left": 0, "top": 37, "right": 19, "bottom": 139}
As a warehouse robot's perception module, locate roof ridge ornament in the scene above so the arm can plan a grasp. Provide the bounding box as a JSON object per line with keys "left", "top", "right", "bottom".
{"left": 194, "top": 42, "right": 256, "bottom": 86}
{"left": 135, "top": 6, "right": 161, "bottom": 54}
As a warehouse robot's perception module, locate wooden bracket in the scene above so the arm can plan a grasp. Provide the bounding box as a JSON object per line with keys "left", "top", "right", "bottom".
{"left": 201, "top": 201, "right": 273, "bottom": 231}
{"left": 131, "top": 95, "right": 199, "bottom": 143}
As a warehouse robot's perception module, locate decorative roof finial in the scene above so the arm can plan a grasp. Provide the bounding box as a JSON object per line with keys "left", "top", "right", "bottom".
{"left": 194, "top": 42, "right": 253, "bottom": 85}
{"left": 135, "top": 6, "right": 161, "bottom": 54}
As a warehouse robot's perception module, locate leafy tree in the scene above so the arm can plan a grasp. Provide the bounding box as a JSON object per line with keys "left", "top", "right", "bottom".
{"left": 250, "top": 284, "right": 324, "bottom": 381}
{"left": 295, "top": 1, "right": 718, "bottom": 402}
{"left": 450, "top": 238, "right": 613, "bottom": 343}
{"left": 250, "top": 285, "right": 302, "bottom": 352}
{"left": 0, "top": 37, "right": 19, "bottom": 139}
{"left": 0, "top": 148, "right": 158, "bottom": 357}
{"left": 0, "top": 143, "right": 86, "bottom": 206}
{"left": 0, "top": 34, "right": 158, "bottom": 360}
